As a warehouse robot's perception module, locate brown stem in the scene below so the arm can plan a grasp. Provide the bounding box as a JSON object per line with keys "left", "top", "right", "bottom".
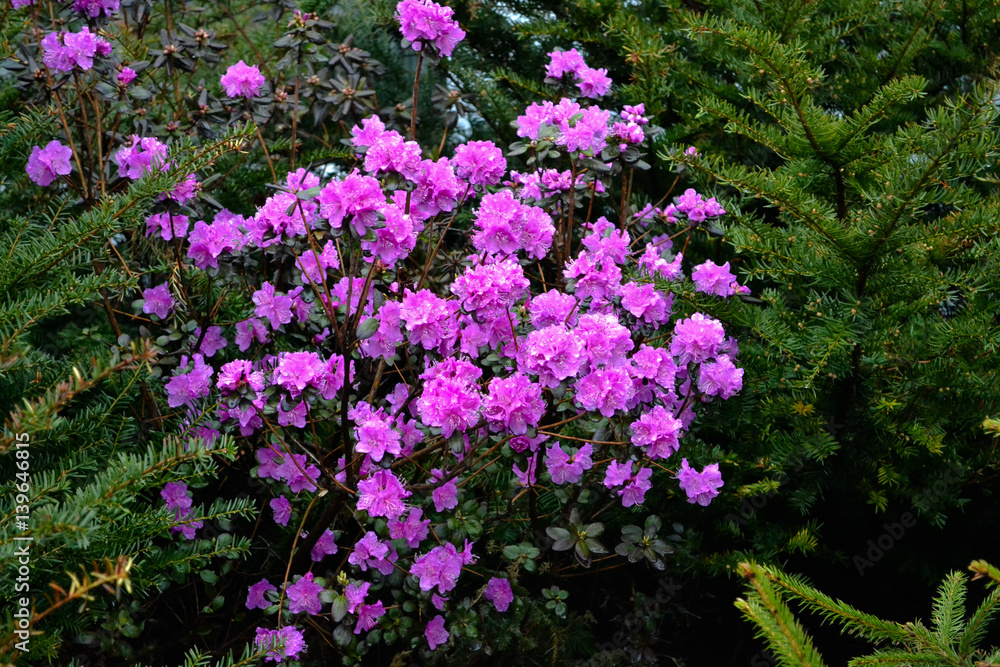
{"left": 255, "top": 124, "right": 277, "bottom": 183}
{"left": 410, "top": 52, "right": 423, "bottom": 142}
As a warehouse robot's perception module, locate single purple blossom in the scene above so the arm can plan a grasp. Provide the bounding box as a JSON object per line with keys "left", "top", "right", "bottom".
{"left": 425, "top": 615, "right": 449, "bottom": 650}
{"left": 311, "top": 529, "right": 339, "bottom": 562}
{"left": 484, "top": 577, "right": 514, "bottom": 612}
{"left": 246, "top": 579, "right": 277, "bottom": 610}
{"left": 221, "top": 60, "right": 265, "bottom": 98}
{"left": 286, "top": 572, "right": 324, "bottom": 615}
{"left": 270, "top": 496, "right": 291, "bottom": 526}
{"left": 676, "top": 458, "right": 724, "bottom": 506}
{"left": 26, "top": 140, "right": 72, "bottom": 186}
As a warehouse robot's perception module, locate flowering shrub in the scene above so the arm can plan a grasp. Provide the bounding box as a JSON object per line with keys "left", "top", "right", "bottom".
{"left": 3, "top": 0, "right": 748, "bottom": 662}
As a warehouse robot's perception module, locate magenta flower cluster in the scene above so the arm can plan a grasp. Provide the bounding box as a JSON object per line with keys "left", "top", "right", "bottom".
{"left": 29, "top": 6, "right": 761, "bottom": 659}
{"left": 395, "top": 0, "right": 466, "bottom": 57}
{"left": 545, "top": 48, "right": 612, "bottom": 99}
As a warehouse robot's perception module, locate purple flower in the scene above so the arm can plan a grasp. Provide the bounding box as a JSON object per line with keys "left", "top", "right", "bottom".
{"left": 161, "top": 481, "right": 192, "bottom": 516}
{"left": 221, "top": 60, "right": 265, "bottom": 98}
{"left": 188, "top": 210, "right": 247, "bottom": 270}
{"left": 142, "top": 283, "right": 174, "bottom": 319}
{"left": 274, "top": 351, "right": 325, "bottom": 398}
{"left": 516, "top": 101, "right": 556, "bottom": 140}
{"left": 603, "top": 460, "right": 633, "bottom": 489}
{"left": 416, "top": 358, "right": 483, "bottom": 438}
{"left": 255, "top": 626, "right": 307, "bottom": 663}
{"left": 528, "top": 290, "right": 578, "bottom": 329}
{"left": 620, "top": 281, "right": 670, "bottom": 325}
{"left": 676, "top": 458, "right": 724, "bottom": 506}
{"left": 471, "top": 190, "right": 555, "bottom": 260}
{"left": 546, "top": 48, "right": 586, "bottom": 79}
{"left": 162, "top": 173, "right": 200, "bottom": 206}
{"left": 42, "top": 27, "right": 110, "bottom": 72}
{"left": 277, "top": 453, "right": 321, "bottom": 493}
{"left": 356, "top": 469, "right": 411, "bottom": 519}
{"left": 361, "top": 202, "right": 418, "bottom": 267}
{"left": 544, "top": 443, "right": 593, "bottom": 485}
{"left": 345, "top": 581, "right": 369, "bottom": 613}
{"left": 430, "top": 468, "right": 459, "bottom": 512}
{"left": 246, "top": 579, "right": 277, "bottom": 610}
{"left": 160, "top": 481, "right": 201, "bottom": 539}
{"left": 362, "top": 132, "right": 423, "bottom": 180}
{"left": 193, "top": 326, "right": 227, "bottom": 357}
{"left": 286, "top": 572, "right": 324, "bottom": 615}
{"left": 564, "top": 251, "right": 622, "bottom": 302}
{"left": 697, "top": 354, "right": 744, "bottom": 399}
{"left": 453, "top": 140, "right": 506, "bottom": 186}
{"left": 555, "top": 106, "right": 610, "bottom": 155}
{"left": 118, "top": 67, "right": 136, "bottom": 86}
{"left": 639, "top": 243, "right": 684, "bottom": 281}
{"left": 621, "top": 104, "right": 647, "bottom": 124}
{"left": 411, "top": 157, "right": 464, "bottom": 217}
{"left": 451, "top": 257, "right": 529, "bottom": 317}
{"left": 278, "top": 399, "right": 309, "bottom": 429}
{"left": 26, "top": 140, "right": 72, "bottom": 186}
{"left": 354, "top": 601, "right": 385, "bottom": 634}
{"left": 41, "top": 32, "right": 74, "bottom": 72}
{"left": 518, "top": 325, "right": 584, "bottom": 388}
{"left": 145, "top": 212, "right": 189, "bottom": 242}
{"left": 425, "top": 615, "right": 449, "bottom": 650}
{"left": 399, "top": 289, "right": 456, "bottom": 351}
{"left": 483, "top": 374, "right": 545, "bottom": 435}
{"left": 72, "top": 0, "right": 118, "bottom": 17}
{"left": 359, "top": 301, "right": 405, "bottom": 362}
{"left": 115, "top": 135, "right": 168, "bottom": 180}
{"left": 577, "top": 67, "right": 612, "bottom": 98}
{"left": 388, "top": 507, "right": 430, "bottom": 548}
{"left": 692, "top": 260, "right": 737, "bottom": 297}
{"left": 296, "top": 240, "right": 341, "bottom": 284}
{"left": 217, "top": 361, "right": 265, "bottom": 398}
{"left": 670, "top": 313, "right": 726, "bottom": 365}
{"left": 311, "top": 529, "right": 338, "bottom": 562}
{"left": 353, "top": 403, "right": 402, "bottom": 463}
{"left": 484, "top": 577, "right": 514, "bottom": 612}
{"left": 12, "top": 0, "right": 34, "bottom": 9}
{"left": 252, "top": 282, "right": 294, "bottom": 330}
{"left": 574, "top": 367, "right": 634, "bottom": 418}
{"left": 270, "top": 496, "right": 291, "bottom": 526}
{"left": 575, "top": 313, "right": 634, "bottom": 368}
{"left": 349, "top": 532, "right": 390, "bottom": 572}
{"left": 396, "top": 0, "right": 466, "bottom": 57}
{"left": 235, "top": 318, "right": 269, "bottom": 351}
{"left": 630, "top": 406, "right": 682, "bottom": 459}
{"left": 620, "top": 467, "right": 653, "bottom": 507}
{"left": 410, "top": 543, "right": 468, "bottom": 594}
{"left": 164, "top": 354, "right": 213, "bottom": 408}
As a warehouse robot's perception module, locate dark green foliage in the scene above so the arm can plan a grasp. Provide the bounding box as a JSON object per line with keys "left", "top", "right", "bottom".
{"left": 0, "top": 118, "right": 257, "bottom": 663}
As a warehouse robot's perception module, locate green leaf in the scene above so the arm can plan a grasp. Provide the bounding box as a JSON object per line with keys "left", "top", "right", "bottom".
{"left": 356, "top": 317, "right": 380, "bottom": 340}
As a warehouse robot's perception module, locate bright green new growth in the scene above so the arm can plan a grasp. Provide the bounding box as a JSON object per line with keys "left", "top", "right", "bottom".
{"left": 736, "top": 560, "right": 1000, "bottom": 666}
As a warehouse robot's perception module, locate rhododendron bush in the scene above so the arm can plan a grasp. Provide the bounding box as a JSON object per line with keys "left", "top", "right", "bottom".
{"left": 1, "top": 0, "right": 750, "bottom": 663}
